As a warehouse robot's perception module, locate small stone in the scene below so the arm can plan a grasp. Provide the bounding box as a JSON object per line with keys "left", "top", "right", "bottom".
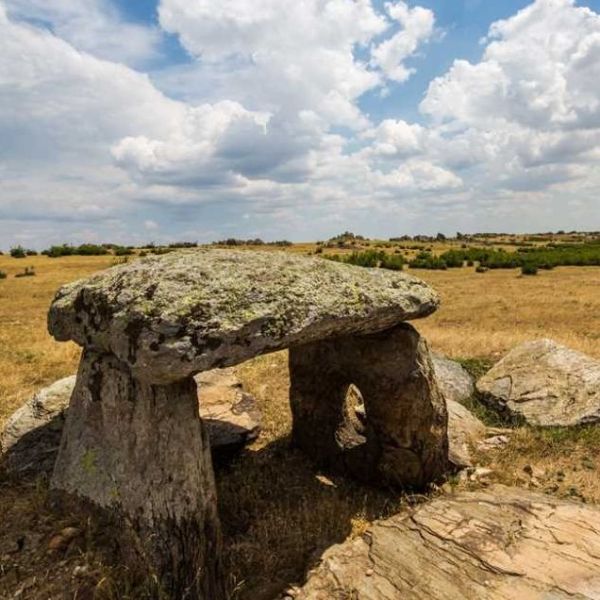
{"left": 48, "top": 527, "right": 81, "bottom": 553}
{"left": 523, "top": 464, "right": 533, "bottom": 476}
{"left": 477, "top": 435, "right": 509, "bottom": 451}
{"left": 365, "top": 569, "right": 374, "bottom": 577}
{"left": 470, "top": 467, "right": 493, "bottom": 482}
{"left": 72, "top": 565, "right": 89, "bottom": 578}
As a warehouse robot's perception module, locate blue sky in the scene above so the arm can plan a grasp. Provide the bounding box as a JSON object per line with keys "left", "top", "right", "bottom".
{"left": 1, "top": 0, "right": 600, "bottom": 248}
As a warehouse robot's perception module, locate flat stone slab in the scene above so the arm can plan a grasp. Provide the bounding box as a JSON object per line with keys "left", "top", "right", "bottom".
{"left": 477, "top": 339, "right": 600, "bottom": 426}
{"left": 48, "top": 250, "right": 439, "bottom": 383}
{"left": 297, "top": 485, "right": 600, "bottom": 599}
{"left": 1, "top": 369, "right": 261, "bottom": 475}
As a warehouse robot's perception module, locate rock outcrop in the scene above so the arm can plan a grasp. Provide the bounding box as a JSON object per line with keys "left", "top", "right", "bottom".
{"left": 431, "top": 353, "right": 474, "bottom": 404}
{"left": 46, "top": 249, "right": 445, "bottom": 598}
{"left": 1, "top": 368, "right": 261, "bottom": 475}
{"left": 477, "top": 339, "right": 600, "bottom": 426}
{"left": 297, "top": 485, "right": 600, "bottom": 599}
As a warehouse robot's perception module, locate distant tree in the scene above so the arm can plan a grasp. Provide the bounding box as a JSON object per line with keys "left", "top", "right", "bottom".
{"left": 10, "top": 246, "right": 26, "bottom": 258}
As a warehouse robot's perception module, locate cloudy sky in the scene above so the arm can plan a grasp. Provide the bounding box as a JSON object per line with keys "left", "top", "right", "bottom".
{"left": 1, "top": 0, "right": 600, "bottom": 248}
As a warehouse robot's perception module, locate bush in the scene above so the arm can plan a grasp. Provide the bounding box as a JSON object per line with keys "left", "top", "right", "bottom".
{"left": 114, "top": 246, "right": 134, "bottom": 256}
{"left": 475, "top": 266, "right": 489, "bottom": 273}
{"left": 43, "top": 244, "right": 109, "bottom": 257}
{"left": 521, "top": 263, "right": 538, "bottom": 276}
{"left": 380, "top": 253, "right": 405, "bottom": 271}
{"left": 10, "top": 246, "right": 27, "bottom": 258}
{"left": 0, "top": 270, "right": 6, "bottom": 280}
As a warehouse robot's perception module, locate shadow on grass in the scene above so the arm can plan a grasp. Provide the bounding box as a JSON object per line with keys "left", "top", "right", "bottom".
{"left": 216, "top": 434, "right": 410, "bottom": 600}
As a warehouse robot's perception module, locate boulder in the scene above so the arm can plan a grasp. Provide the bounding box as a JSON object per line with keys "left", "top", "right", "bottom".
{"left": 1, "top": 368, "right": 261, "bottom": 475}
{"left": 431, "top": 353, "right": 474, "bottom": 404}
{"left": 446, "top": 399, "right": 486, "bottom": 468}
{"left": 297, "top": 485, "right": 600, "bottom": 599}
{"left": 0, "top": 376, "right": 75, "bottom": 475}
{"left": 477, "top": 339, "right": 600, "bottom": 426}
{"left": 48, "top": 249, "right": 439, "bottom": 385}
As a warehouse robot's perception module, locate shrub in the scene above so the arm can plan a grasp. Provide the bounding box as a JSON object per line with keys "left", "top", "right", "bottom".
{"left": 0, "top": 270, "right": 6, "bottom": 280}
{"left": 114, "top": 246, "right": 134, "bottom": 256}
{"left": 521, "top": 263, "right": 538, "bottom": 276}
{"left": 380, "top": 253, "right": 405, "bottom": 271}
{"left": 10, "top": 246, "right": 27, "bottom": 258}
{"left": 475, "top": 266, "right": 489, "bottom": 273}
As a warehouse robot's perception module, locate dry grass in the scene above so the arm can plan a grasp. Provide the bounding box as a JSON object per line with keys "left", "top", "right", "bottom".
{"left": 0, "top": 249, "right": 599, "bottom": 598}
{"left": 0, "top": 255, "right": 113, "bottom": 427}
{"left": 415, "top": 266, "right": 600, "bottom": 361}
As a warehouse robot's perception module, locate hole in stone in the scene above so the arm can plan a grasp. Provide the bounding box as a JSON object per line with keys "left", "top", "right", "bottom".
{"left": 335, "top": 383, "right": 368, "bottom": 449}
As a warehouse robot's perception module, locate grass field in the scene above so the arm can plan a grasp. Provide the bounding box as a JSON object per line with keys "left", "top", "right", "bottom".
{"left": 1, "top": 250, "right": 599, "bottom": 598}
{"left": 1, "top": 253, "right": 599, "bottom": 427}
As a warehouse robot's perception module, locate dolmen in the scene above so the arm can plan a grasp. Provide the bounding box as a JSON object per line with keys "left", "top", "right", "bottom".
{"left": 47, "top": 249, "right": 447, "bottom": 599}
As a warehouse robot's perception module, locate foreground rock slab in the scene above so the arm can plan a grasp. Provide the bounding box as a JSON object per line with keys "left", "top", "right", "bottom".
{"left": 297, "top": 485, "right": 600, "bottom": 600}
{"left": 1, "top": 369, "right": 261, "bottom": 476}
{"left": 477, "top": 339, "right": 600, "bottom": 426}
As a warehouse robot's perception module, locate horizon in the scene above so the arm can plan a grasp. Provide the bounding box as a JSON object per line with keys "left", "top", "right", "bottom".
{"left": 1, "top": 0, "right": 600, "bottom": 247}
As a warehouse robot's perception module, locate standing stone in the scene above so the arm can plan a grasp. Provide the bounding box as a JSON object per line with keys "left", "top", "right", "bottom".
{"left": 52, "top": 350, "right": 224, "bottom": 599}
{"left": 290, "top": 323, "right": 448, "bottom": 489}
{"left": 477, "top": 339, "right": 600, "bottom": 426}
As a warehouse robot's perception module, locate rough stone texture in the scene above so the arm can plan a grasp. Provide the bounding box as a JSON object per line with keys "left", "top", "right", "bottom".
{"left": 1, "top": 369, "right": 261, "bottom": 476}
{"left": 289, "top": 323, "right": 448, "bottom": 489}
{"left": 431, "top": 353, "right": 475, "bottom": 404}
{"left": 477, "top": 339, "right": 600, "bottom": 426}
{"left": 297, "top": 485, "right": 600, "bottom": 600}
{"left": 446, "top": 399, "right": 487, "bottom": 468}
{"left": 196, "top": 367, "right": 261, "bottom": 452}
{"left": 0, "top": 376, "right": 75, "bottom": 475}
{"left": 48, "top": 250, "right": 439, "bottom": 384}
{"left": 52, "top": 350, "right": 224, "bottom": 599}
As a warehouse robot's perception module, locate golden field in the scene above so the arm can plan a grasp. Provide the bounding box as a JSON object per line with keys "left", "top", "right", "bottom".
{"left": 1, "top": 252, "right": 599, "bottom": 428}
{"left": 1, "top": 249, "right": 599, "bottom": 599}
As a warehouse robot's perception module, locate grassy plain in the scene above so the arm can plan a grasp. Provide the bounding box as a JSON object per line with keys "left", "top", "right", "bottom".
{"left": 0, "top": 248, "right": 599, "bottom": 598}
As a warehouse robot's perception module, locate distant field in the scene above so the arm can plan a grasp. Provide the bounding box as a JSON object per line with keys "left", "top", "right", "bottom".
{"left": 1, "top": 250, "right": 599, "bottom": 428}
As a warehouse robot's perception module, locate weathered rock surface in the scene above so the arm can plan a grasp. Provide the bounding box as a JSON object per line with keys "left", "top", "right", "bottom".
{"left": 297, "top": 485, "right": 600, "bottom": 599}
{"left": 431, "top": 353, "right": 475, "bottom": 404}
{"left": 196, "top": 367, "right": 261, "bottom": 452}
{"left": 477, "top": 339, "right": 600, "bottom": 426}
{"left": 0, "top": 376, "right": 75, "bottom": 475}
{"left": 290, "top": 323, "right": 448, "bottom": 489}
{"left": 446, "top": 399, "right": 486, "bottom": 468}
{"left": 1, "top": 369, "right": 261, "bottom": 475}
{"left": 48, "top": 250, "right": 439, "bottom": 384}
